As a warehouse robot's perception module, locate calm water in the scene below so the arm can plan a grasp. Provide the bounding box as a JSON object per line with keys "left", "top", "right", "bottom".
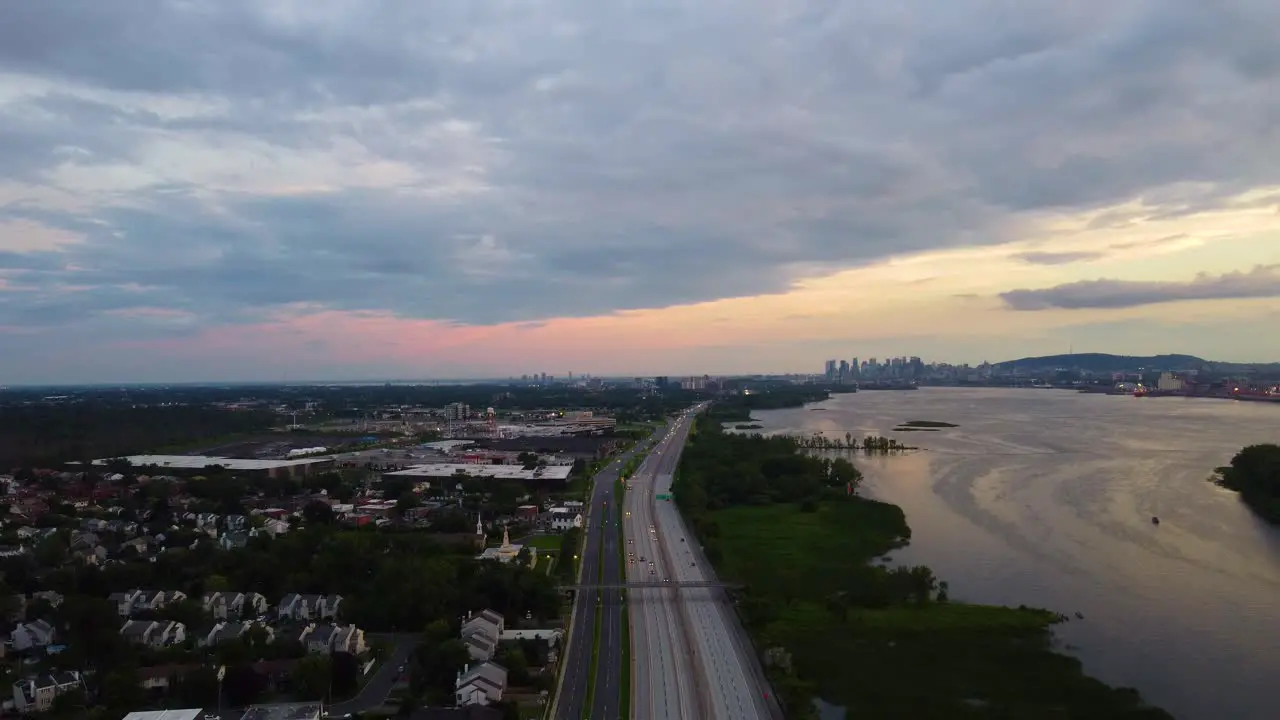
{"left": 745, "top": 388, "right": 1280, "bottom": 720}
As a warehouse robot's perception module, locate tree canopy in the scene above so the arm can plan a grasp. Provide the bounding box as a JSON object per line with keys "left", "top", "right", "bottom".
{"left": 1218, "top": 443, "right": 1280, "bottom": 523}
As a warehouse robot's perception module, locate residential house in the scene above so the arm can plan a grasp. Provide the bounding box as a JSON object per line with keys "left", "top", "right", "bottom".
{"left": 548, "top": 510, "right": 583, "bottom": 532}
{"left": 120, "top": 536, "right": 153, "bottom": 556}
{"left": 119, "top": 620, "right": 186, "bottom": 648}
{"left": 203, "top": 591, "right": 269, "bottom": 620}
{"left": 79, "top": 518, "right": 109, "bottom": 533}
{"left": 128, "top": 590, "right": 187, "bottom": 613}
{"left": 299, "top": 624, "right": 335, "bottom": 654}
{"left": 204, "top": 621, "right": 274, "bottom": 647}
{"left": 68, "top": 531, "right": 99, "bottom": 551}
{"left": 219, "top": 531, "right": 250, "bottom": 550}
{"left": 108, "top": 590, "right": 141, "bottom": 616}
{"left": 261, "top": 518, "right": 291, "bottom": 536}
{"left": 136, "top": 663, "right": 201, "bottom": 693}
{"left": 277, "top": 594, "right": 342, "bottom": 622}
{"left": 331, "top": 625, "right": 366, "bottom": 655}
{"left": 11, "top": 620, "right": 56, "bottom": 651}
{"left": 12, "top": 672, "right": 84, "bottom": 713}
{"left": 460, "top": 609, "right": 504, "bottom": 662}
{"left": 187, "top": 512, "right": 220, "bottom": 537}
{"left": 454, "top": 662, "right": 507, "bottom": 706}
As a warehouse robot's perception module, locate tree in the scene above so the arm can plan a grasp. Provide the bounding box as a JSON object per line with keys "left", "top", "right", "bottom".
{"left": 293, "top": 653, "right": 333, "bottom": 701}
{"left": 222, "top": 664, "right": 266, "bottom": 707}
{"left": 303, "top": 501, "right": 336, "bottom": 525}
{"left": 331, "top": 651, "right": 361, "bottom": 696}
{"left": 177, "top": 665, "right": 220, "bottom": 707}
{"left": 205, "top": 573, "right": 230, "bottom": 593}
{"left": 1219, "top": 444, "right": 1280, "bottom": 522}
{"left": 99, "top": 666, "right": 147, "bottom": 717}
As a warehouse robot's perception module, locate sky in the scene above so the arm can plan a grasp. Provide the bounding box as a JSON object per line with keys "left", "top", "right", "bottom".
{"left": 1, "top": 0, "right": 1279, "bottom": 384}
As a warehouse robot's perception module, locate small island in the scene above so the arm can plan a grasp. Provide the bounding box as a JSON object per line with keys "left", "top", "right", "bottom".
{"left": 1214, "top": 443, "right": 1280, "bottom": 524}
{"left": 734, "top": 424, "right": 764, "bottom": 430}
{"left": 894, "top": 419, "right": 958, "bottom": 432}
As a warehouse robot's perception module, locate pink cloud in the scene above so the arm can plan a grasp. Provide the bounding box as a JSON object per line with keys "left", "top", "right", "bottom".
{"left": 107, "top": 309, "right": 700, "bottom": 375}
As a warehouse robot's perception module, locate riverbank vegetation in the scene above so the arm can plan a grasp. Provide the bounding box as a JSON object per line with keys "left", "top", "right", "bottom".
{"left": 790, "top": 433, "right": 915, "bottom": 452}
{"left": 1215, "top": 444, "right": 1280, "bottom": 523}
{"left": 675, "top": 411, "right": 1172, "bottom": 719}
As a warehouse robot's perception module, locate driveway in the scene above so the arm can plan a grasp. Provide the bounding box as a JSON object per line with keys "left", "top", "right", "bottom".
{"left": 327, "top": 634, "right": 418, "bottom": 716}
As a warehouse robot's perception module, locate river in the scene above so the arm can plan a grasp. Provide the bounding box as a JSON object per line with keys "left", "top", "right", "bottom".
{"left": 741, "top": 387, "right": 1280, "bottom": 720}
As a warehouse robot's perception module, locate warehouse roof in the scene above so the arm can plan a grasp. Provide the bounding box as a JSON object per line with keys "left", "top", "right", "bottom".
{"left": 383, "top": 463, "right": 572, "bottom": 481}
{"left": 91, "top": 454, "right": 333, "bottom": 471}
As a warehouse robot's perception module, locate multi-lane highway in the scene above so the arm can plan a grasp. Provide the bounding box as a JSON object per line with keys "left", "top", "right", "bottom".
{"left": 559, "top": 404, "right": 781, "bottom": 720}
{"left": 554, "top": 438, "right": 653, "bottom": 720}
{"left": 626, "top": 405, "right": 780, "bottom": 720}
{"left": 625, "top": 417, "right": 698, "bottom": 719}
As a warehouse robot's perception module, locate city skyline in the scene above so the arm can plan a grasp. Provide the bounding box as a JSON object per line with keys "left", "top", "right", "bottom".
{"left": 2, "top": 1, "right": 1278, "bottom": 384}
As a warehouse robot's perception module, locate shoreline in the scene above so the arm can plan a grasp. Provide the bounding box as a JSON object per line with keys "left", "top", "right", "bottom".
{"left": 677, "top": 409, "right": 1173, "bottom": 719}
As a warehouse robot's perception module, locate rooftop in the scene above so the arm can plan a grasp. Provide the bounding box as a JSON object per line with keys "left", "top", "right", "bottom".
{"left": 120, "top": 711, "right": 204, "bottom": 720}
{"left": 384, "top": 463, "right": 571, "bottom": 481}
{"left": 91, "top": 454, "right": 334, "bottom": 471}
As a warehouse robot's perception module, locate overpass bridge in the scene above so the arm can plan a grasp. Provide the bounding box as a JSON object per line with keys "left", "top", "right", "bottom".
{"left": 558, "top": 580, "right": 743, "bottom": 591}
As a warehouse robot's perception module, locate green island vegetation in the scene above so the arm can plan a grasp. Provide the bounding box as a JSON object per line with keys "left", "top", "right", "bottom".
{"left": 1214, "top": 443, "right": 1280, "bottom": 523}
{"left": 673, "top": 415, "right": 1172, "bottom": 720}
{"left": 705, "top": 387, "right": 833, "bottom": 422}
{"left": 734, "top": 424, "right": 764, "bottom": 430}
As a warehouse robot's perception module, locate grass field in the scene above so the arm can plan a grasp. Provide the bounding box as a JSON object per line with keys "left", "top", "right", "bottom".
{"left": 524, "top": 534, "right": 566, "bottom": 551}
{"left": 711, "top": 499, "right": 1171, "bottom": 719}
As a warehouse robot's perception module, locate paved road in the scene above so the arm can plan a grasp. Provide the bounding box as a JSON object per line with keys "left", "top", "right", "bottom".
{"left": 625, "top": 413, "right": 700, "bottom": 719}
{"left": 327, "top": 634, "right": 418, "bottom": 716}
{"left": 589, "top": 426, "right": 642, "bottom": 720}
{"left": 631, "top": 405, "right": 782, "bottom": 720}
{"left": 554, "top": 441, "right": 651, "bottom": 720}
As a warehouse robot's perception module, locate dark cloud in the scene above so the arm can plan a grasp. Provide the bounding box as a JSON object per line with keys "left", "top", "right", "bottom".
{"left": 0, "top": 0, "right": 1278, "bottom": 350}
{"left": 1000, "top": 265, "right": 1280, "bottom": 311}
{"left": 1013, "top": 251, "right": 1104, "bottom": 266}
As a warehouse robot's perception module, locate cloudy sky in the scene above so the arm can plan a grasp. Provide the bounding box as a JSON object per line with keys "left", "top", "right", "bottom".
{"left": 2, "top": 0, "right": 1278, "bottom": 383}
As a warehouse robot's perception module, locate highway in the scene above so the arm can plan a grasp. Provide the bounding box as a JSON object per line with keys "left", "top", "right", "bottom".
{"left": 627, "top": 405, "right": 781, "bottom": 720}
{"left": 624, "top": 416, "right": 697, "bottom": 720}
{"left": 554, "top": 439, "right": 651, "bottom": 720}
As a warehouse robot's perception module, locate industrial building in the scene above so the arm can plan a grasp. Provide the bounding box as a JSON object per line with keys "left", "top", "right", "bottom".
{"left": 382, "top": 463, "right": 572, "bottom": 482}
{"left": 90, "top": 454, "right": 334, "bottom": 478}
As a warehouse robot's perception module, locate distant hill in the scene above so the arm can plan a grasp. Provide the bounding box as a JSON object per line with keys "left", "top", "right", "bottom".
{"left": 994, "top": 353, "right": 1208, "bottom": 373}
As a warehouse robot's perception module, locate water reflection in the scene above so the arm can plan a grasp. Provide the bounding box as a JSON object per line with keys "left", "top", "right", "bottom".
{"left": 745, "top": 388, "right": 1280, "bottom": 720}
